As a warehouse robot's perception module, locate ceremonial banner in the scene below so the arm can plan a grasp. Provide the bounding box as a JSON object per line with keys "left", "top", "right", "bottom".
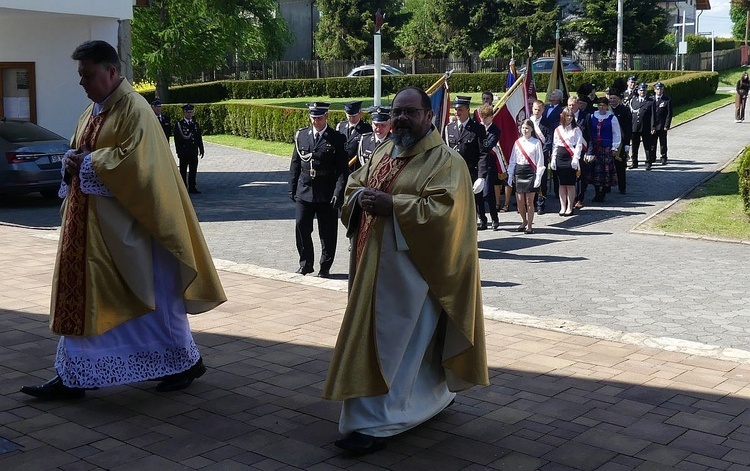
{"left": 546, "top": 40, "right": 570, "bottom": 104}
{"left": 426, "top": 75, "right": 451, "bottom": 135}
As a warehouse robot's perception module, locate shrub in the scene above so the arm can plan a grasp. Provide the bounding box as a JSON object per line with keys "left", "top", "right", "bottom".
{"left": 155, "top": 70, "right": 717, "bottom": 144}
{"left": 739, "top": 145, "right": 750, "bottom": 214}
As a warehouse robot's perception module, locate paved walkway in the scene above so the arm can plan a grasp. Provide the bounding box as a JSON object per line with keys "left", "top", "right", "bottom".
{"left": 1, "top": 101, "right": 750, "bottom": 469}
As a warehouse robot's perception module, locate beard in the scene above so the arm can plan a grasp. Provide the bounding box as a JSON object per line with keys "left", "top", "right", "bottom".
{"left": 391, "top": 124, "right": 419, "bottom": 149}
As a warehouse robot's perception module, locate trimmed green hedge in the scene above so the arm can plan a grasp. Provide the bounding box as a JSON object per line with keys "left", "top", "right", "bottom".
{"left": 739, "top": 146, "right": 750, "bottom": 215}
{"left": 143, "top": 70, "right": 713, "bottom": 105}
{"left": 156, "top": 70, "right": 718, "bottom": 145}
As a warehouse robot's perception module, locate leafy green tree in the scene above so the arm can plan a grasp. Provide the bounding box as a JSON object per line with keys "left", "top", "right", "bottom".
{"left": 567, "top": 0, "right": 669, "bottom": 55}
{"left": 313, "top": 0, "right": 405, "bottom": 60}
{"left": 731, "top": 1, "right": 750, "bottom": 41}
{"left": 132, "top": 0, "right": 290, "bottom": 101}
{"left": 395, "top": 0, "right": 444, "bottom": 58}
{"left": 479, "top": 0, "right": 560, "bottom": 59}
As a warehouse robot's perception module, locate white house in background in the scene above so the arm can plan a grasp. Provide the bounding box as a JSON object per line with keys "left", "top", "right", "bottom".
{"left": 0, "top": 0, "right": 136, "bottom": 138}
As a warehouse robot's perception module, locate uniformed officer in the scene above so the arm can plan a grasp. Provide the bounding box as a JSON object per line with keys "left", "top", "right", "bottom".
{"left": 336, "top": 101, "right": 373, "bottom": 159}
{"left": 622, "top": 75, "right": 638, "bottom": 106}
{"left": 629, "top": 83, "right": 655, "bottom": 170}
{"left": 151, "top": 98, "right": 172, "bottom": 142}
{"left": 289, "top": 102, "right": 348, "bottom": 278}
{"left": 609, "top": 89, "right": 632, "bottom": 194}
{"left": 173, "top": 104, "right": 204, "bottom": 193}
{"left": 355, "top": 105, "right": 391, "bottom": 170}
{"left": 651, "top": 82, "right": 672, "bottom": 166}
{"left": 443, "top": 96, "right": 488, "bottom": 229}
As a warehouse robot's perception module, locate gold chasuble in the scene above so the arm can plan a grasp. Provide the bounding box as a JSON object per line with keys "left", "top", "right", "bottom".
{"left": 51, "top": 79, "right": 226, "bottom": 337}
{"left": 323, "top": 130, "right": 489, "bottom": 401}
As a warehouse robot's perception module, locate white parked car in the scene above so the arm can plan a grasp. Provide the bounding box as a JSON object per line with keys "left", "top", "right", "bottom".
{"left": 346, "top": 64, "right": 405, "bottom": 77}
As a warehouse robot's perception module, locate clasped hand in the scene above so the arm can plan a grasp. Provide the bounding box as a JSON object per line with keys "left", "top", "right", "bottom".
{"left": 359, "top": 188, "right": 393, "bottom": 216}
{"left": 64, "top": 147, "right": 89, "bottom": 176}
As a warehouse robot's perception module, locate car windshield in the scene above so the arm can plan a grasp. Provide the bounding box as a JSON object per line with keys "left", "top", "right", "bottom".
{"left": 0, "top": 121, "right": 65, "bottom": 143}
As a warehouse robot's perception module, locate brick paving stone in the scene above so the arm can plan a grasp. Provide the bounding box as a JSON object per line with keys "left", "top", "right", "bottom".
{"left": 488, "top": 451, "right": 548, "bottom": 471}
{"left": 670, "top": 430, "right": 733, "bottom": 459}
{"left": 666, "top": 411, "right": 741, "bottom": 437}
{"left": 621, "top": 418, "right": 687, "bottom": 444}
{"left": 574, "top": 428, "right": 652, "bottom": 456}
{"left": 542, "top": 441, "right": 618, "bottom": 471}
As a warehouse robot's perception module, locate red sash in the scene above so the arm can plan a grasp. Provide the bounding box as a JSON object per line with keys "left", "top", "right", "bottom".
{"left": 555, "top": 127, "right": 575, "bottom": 157}
{"left": 515, "top": 141, "right": 537, "bottom": 171}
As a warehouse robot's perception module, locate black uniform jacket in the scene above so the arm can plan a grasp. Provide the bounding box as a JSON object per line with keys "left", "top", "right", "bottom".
{"left": 355, "top": 132, "right": 390, "bottom": 169}
{"left": 651, "top": 95, "right": 672, "bottom": 131}
{"left": 629, "top": 97, "right": 654, "bottom": 134}
{"left": 443, "top": 118, "right": 487, "bottom": 181}
{"left": 174, "top": 119, "right": 204, "bottom": 157}
{"left": 157, "top": 114, "right": 172, "bottom": 141}
{"left": 336, "top": 120, "right": 373, "bottom": 158}
{"left": 289, "top": 126, "right": 348, "bottom": 204}
{"left": 610, "top": 104, "right": 632, "bottom": 147}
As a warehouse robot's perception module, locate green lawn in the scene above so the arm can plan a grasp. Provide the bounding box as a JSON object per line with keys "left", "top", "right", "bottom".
{"left": 203, "top": 134, "right": 294, "bottom": 157}
{"left": 652, "top": 161, "right": 750, "bottom": 241}
{"left": 718, "top": 65, "right": 750, "bottom": 88}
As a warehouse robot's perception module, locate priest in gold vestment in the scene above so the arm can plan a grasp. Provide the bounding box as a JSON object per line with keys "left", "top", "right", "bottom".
{"left": 20, "top": 41, "right": 226, "bottom": 400}
{"left": 324, "top": 86, "right": 489, "bottom": 454}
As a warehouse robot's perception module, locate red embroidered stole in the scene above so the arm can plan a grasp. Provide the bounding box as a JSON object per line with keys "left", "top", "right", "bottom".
{"left": 355, "top": 152, "right": 414, "bottom": 265}
{"left": 52, "top": 111, "right": 108, "bottom": 336}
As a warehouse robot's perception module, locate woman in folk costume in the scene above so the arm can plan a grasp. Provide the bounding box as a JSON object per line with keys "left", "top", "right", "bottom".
{"left": 585, "top": 97, "right": 620, "bottom": 203}
{"left": 507, "top": 119, "right": 546, "bottom": 234}
{"left": 20, "top": 40, "right": 226, "bottom": 401}
{"left": 551, "top": 108, "right": 583, "bottom": 216}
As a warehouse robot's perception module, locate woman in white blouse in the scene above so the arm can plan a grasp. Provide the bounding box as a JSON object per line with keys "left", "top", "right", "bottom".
{"left": 507, "top": 119, "right": 546, "bottom": 234}
{"left": 552, "top": 108, "right": 583, "bottom": 216}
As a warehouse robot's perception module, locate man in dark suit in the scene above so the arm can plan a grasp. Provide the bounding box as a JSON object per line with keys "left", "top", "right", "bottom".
{"left": 151, "top": 99, "right": 171, "bottom": 142}
{"left": 609, "top": 89, "right": 633, "bottom": 194}
{"left": 651, "top": 82, "right": 672, "bottom": 166}
{"left": 629, "top": 83, "right": 655, "bottom": 170}
{"left": 570, "top": 96, "right": 591, "bottom": 208}
{"left": 542, "top": 88, "right": 564, "bottom": 131}
{"left": 355, "top": 105, "right": 391, "bottom": 170}
{"left": 173, "top": 104, "right": 204, "bottom": 193}
{"left": 443, "top": 96, "right": 488, "bottom": 229}
{"left": 477, "top": 104, "right": 501, "bottom": 230}
{"left": 529, "top": 99, "right": 552, "bottom": 214}
{"left": 289, "top": 102, "right": 348, "bottom": 278}
{"left": 336, "top": 101, "right": 372, "bottom": 159}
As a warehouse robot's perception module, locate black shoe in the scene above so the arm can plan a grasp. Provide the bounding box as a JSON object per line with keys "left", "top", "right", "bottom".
{"left": 629, "top": 163, "right": 638, "bottom": 169}
{"left": 661, "top": 157, "right": 667, "bottom": 166}
{"left": 645, "top": 162, "right": 652, "bottom": 171}
{"left": 20, "top": 376, "right": 85, "bottom": 400}
{"left": 156, "top": 358, "right": 206, "bottom": 392}
{"left": 492, "top": 222, "right": 500, "bottom": 231}
{"left": 317, "top": 270, "right": 330, "bottom": 278}
{"left": 334, "top": 432, "right": 386, "bottom": 455}
{"left": 619, "top": 189, "right": 627, "bottom": 195}
{"left": 477, "top": 222, "right": 488, "bottom": 231}
{"left": 296, "top": 266, "right": 313, "bottom": 275}
{"left": 188, "top": 188, "right": 201, "bottom": 194}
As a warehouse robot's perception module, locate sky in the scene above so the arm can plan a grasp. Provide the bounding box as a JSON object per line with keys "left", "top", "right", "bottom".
{"left": 696, "top": 0, "right": 735, "bottom": 38}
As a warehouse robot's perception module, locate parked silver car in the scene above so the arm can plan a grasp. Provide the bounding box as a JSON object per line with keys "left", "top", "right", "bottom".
{"left": 0, "top": 119, "right": 68, "bottom": 198}
{"left": 346, "top": 64, "right": 405, "bottom": 77}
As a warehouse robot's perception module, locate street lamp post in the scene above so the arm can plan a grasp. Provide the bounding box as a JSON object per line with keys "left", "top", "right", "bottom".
{"left": 616, "top": 0, "right": 623, "bottom": 71}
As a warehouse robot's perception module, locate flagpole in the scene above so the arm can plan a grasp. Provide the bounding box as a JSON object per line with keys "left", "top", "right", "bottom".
{"left": 425, "top": 69, "right": 453, "bottom": 95}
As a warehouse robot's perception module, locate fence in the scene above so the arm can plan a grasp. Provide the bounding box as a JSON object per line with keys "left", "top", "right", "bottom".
{"left": 148, "top": 49, "right": 740, "bottom": 86}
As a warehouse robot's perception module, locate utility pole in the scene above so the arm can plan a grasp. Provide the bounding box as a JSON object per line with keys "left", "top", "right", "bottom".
{"left": 616, "top": 0, "right": 624, "bottom": 71}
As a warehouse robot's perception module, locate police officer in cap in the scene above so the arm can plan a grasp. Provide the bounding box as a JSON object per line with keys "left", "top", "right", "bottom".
{"left": 354, "top": 105, "right": 391, "bottom": 170}
{"left": 173, "top": 104, "right": 204, "bottom": 193}
{"left": 444, "top": 95, "right": 489, "bottom": 229}
{"left": 336, "top": 100, "right": 373, "bottom": 159}
{"left": 151, "top": 98, "right": 172, "bottom": 142}
{"left": 289, "top": 102, "right": 348, "bottom": 278}
{"left": 651, "top": 82, "right": 672, "bottom": 166}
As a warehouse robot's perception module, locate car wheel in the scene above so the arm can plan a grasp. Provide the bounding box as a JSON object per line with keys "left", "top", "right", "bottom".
{"left": 40, "top": 189, "right": 59, "bottom": 199}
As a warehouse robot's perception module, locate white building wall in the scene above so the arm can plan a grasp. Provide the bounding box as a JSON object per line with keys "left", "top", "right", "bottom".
{"left": 0, "top": 0, "right": 132, "bottom": 19}
{"left": 0, "top": 14, "right": 122, "bottom": 138}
